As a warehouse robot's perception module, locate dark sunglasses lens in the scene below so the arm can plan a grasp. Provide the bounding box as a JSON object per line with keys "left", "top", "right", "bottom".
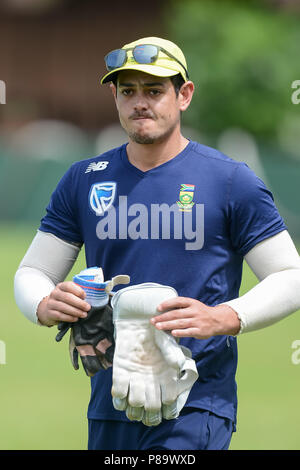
{"left": 105, "top": 49, "right": 127, "bottom": 71}
{"left": 133, "top": 45, "right": 158, "bottom": 64}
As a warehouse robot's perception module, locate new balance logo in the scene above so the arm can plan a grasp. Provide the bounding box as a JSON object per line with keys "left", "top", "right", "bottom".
{"left": 85, "top": 161, "right": 109, "bottom": 173}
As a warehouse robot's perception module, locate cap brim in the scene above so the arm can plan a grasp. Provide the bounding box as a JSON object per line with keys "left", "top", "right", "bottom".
{"left": 100, "top": 64, "right": 181, "bottom": 84}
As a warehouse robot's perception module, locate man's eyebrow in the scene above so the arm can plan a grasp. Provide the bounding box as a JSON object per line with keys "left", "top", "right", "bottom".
{"left": 118, "top": 82, "right": 165, "bottom": 87}
{"left": 143, "top": 82, "right": 165, "bottom": 87}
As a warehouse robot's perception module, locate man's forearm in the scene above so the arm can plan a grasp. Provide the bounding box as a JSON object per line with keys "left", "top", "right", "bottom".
{"left": 154, "top": 231, "right": 300, "bottom": 338}
{"left": 14, "top": 230, "right": 81, "bottom": 323}
{"left": 223, "top": 268, "right": 300, "bottom": 334}
{"left": 222, "top": 230, "right": 300, "bottom": 334}
{"left": 14, "top": 266, "right": 55, "bottom": 324}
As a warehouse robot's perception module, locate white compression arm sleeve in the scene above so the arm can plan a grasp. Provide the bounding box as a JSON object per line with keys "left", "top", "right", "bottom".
{"left": 14, "top": 231, "right": 81, "bottom": 324}
{"left": 223, "top": 230, "right": 300, "bottom": 334}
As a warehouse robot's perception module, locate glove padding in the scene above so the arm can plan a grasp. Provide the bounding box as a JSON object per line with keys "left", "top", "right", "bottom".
{"left": 111, "top": 283, "right": 198, "bottom": 426}
{"left": 56, "top": 303, "right": 115, "bottom": 375}
{"left": 56, "top": 267, "right": 130, "bottom": 377}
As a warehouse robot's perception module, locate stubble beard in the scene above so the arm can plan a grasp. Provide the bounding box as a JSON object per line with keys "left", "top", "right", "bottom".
{"left": 127, "top": 118, "right": 179, "bottom": 145}
{"left": 128, "top": 131, "right": 156, "bottom": 144}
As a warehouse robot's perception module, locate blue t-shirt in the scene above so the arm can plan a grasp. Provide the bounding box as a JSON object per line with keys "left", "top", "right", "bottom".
{"left": 39, "top": 140, "right": 286, "bottom": 424}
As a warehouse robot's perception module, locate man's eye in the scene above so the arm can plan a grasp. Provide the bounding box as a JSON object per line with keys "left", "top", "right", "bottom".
{"left": 121, "top": 89, "right": 133, "bottom": 96}
{"left": 149, "top": 89, "right": 161, "bottom": 96}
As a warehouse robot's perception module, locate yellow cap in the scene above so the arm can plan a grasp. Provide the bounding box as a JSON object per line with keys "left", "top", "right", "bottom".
{"left": 100, "top": 36, "right": 188, "bottom": 84}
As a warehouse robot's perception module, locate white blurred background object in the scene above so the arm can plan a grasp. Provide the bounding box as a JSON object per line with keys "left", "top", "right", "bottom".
{"left": 7, "top": 119, "right": 89, "bottom": 161}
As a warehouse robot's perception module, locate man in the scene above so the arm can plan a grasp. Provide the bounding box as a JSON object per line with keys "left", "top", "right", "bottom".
{"left": 14, "top": 37, "right": 300, "bottom": 450}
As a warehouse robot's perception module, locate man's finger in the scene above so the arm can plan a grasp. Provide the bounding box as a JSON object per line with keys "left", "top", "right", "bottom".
{"left": 52, "top": 287, "right": 91, "bottom": 312}
{"left": 152, "top": 316, "right": 192, "bottom": 331}
{"left": 51, "top": 300, "right": 89, "bottom": 318}
{"left": 49, "top": 310, "right": 80, "bottom": 324}
{"left": 58, "top": 281, "right": 87, "bottom": 299}
{"left": 151, "top": 307, "right": 191, "bottom": 326}
{"left": 171, "top": 327, "right": 205, "bottom": 338}
{"left": 156, "top": 296, "right": 191, "bottom": 313}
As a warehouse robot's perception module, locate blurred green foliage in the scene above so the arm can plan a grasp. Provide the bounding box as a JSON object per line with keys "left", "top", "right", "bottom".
{"left": 165, "top": 0, "right": 300, "bottom": 143}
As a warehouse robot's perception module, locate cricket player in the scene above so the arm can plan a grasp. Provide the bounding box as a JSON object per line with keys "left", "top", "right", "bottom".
{"left": 14, "top": 37, "right": 300, "bottom": 450}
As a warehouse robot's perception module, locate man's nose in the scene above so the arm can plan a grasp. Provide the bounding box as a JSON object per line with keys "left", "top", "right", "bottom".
{"left": 133, "top": 93, "right": 149, "bottom": 110}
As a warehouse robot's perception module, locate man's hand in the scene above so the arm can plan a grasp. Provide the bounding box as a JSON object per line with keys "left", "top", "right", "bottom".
{"left": 37, "top": 281, "right": 91, "bottom": 327}
{"left": 151, "top": 297, "right": 241, "bottom": 338}
{"left": 50, "top": 268, "right": 130, "bottom": 376}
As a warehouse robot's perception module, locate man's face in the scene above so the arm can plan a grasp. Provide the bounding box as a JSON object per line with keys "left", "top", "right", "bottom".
{"left": 111, "top": 70, "right": 185, "bottom": 144}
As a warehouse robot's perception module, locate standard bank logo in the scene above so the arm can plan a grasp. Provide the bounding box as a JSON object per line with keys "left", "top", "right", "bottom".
{"left": 89, "top": 182, "right": 116, "bottom": 216}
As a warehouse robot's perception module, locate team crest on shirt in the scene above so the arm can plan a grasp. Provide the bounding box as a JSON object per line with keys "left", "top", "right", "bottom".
{"left": 89, "top": 182, "right": 116, "bottom": 216}
{"left": 176, "top": 184, "right": 195, "bottom": 211}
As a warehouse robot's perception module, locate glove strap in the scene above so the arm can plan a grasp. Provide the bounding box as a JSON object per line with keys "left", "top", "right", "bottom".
{"left": 105, "top": 275, "right": 130, "bottom": 295}
{"left": 175, "top": 352, "right": 199, "bottom": 414}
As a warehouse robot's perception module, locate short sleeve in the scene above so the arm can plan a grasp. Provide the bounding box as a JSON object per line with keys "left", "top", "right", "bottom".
{"left": 39, "top": 165, "right": 83, "bottom": 244}
{"left": 228, "top": 163, "right": 287, "bottom": 256}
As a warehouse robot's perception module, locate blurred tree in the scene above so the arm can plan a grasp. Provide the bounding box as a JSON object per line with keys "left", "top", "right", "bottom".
{"left": 165, "top": 0, "right": 300, "bottom": 144}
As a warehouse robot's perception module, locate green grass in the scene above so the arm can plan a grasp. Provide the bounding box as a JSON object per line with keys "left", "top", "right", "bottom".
{"left": 231, "top": 266, "right": 300, "bottom": 450}
{"left": 0, "top": 222, "right": 299, "bottom": 450}
{"left": 0, "top": 223, "right": 89, "bottom": 450}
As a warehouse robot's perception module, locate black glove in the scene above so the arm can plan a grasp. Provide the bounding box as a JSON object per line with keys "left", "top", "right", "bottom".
{"left": 55, "top": 304, "right": 115, "bottom": 377}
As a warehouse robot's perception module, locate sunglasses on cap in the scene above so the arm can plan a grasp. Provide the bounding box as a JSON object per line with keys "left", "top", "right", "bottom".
{"left": 104, "top": 44, "right": 189, "bottom": 80}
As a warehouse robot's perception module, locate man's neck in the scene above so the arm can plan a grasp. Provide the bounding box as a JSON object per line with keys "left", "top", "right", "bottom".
{"left": 126, "top": 133, "right": 189, "bottom": 172}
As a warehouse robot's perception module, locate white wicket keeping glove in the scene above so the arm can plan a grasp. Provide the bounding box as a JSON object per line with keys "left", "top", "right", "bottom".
{"left": 111, "top": 283, "right": 198, "bottom": 426}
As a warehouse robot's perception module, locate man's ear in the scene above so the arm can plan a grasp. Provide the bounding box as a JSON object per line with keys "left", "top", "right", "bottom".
{"left": 110, "top": 83, "right": 117, "bottom": 102}
{"left": 178, "top": 81, "right": 194, "bottom": 112}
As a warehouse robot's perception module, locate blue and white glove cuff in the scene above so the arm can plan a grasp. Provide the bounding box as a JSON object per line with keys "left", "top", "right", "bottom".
{"left": 73, "top": 267, "right": 130, "bottom": 307}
